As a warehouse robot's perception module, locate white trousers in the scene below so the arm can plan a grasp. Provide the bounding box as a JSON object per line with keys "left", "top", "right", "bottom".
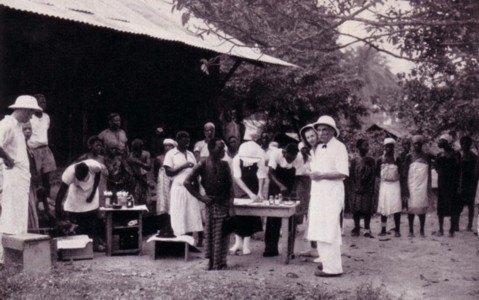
{"left": 317, "top": 241, "right": 343, "bottom": 274}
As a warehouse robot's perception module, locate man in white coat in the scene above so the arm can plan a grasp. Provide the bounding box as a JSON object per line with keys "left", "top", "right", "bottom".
{"left": 0, "top": 95, "right": 42, "bottom": 263}
{"left": 308, "top": 115, "right": 348, "bottom": 277}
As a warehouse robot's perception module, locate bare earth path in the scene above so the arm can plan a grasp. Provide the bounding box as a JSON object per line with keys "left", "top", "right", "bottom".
{"left": 36, "top": 211, "right": 479, "bottom": 300}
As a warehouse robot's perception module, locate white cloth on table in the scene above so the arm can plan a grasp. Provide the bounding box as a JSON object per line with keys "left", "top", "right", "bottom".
{"left": 163, "top": 148, "right": 203, "bottom": 235}
{"left": 377, "top": 163, "right": 402, "bottom": 216}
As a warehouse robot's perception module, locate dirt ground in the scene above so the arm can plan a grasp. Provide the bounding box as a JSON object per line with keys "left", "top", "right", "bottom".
{"left": 53, "top": 210, "right": 479, "bottom": 300}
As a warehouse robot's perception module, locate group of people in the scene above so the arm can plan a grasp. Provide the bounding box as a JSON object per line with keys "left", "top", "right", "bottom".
{"left": 349, "top": 133, "right": 478, "bottom": 240}
{"left": 1, "top": 95, "right": 478, "bottom": 278}
{"left": 155, "top": 115, "right": 348, "bottom": 276}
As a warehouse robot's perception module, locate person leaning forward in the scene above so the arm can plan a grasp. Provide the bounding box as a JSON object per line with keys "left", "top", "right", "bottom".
{"left": 0, "top": 95, "right": 42, "bottom": 263}
{"left": 307, "top": 115, "right": 349, "bottom": 277}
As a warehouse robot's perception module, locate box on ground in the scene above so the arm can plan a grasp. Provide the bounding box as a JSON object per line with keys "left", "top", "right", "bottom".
{"left": 2, "top": 233, "right": 52, "bottom": 273}
{"left": 55, "top": 235, "right": 93, "bottom": 261}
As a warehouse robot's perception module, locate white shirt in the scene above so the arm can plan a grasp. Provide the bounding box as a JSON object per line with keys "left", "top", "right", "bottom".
{"left": 194, "top": 140, "right": 209, "bottom": 158}
{"left": 311, "top": 137, "right": 349, "bottom": 177}
{"left": 163, "top": 148, "right": 197, "bottom": 185}
{"left": 296, "top": 155, "right": 311, "bottom": 176}
{"left": 28, "top": 113, "right": 50, "bottom": 149}
{"left": 62, "top": 159, "right": 105, "bottom": 213}
{"left": 268, "top": 148, "right": 303, "bottom": 174}
{"left": 232, "top": 155, "right": 267, "bottom": 179}
{"left": 0, "top": 115, "right": 29, "bottom": 172}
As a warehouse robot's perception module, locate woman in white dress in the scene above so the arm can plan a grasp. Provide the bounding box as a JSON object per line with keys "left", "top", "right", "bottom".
{"left": 377, "top": 138, "right": 402, "bottom": 237}
{"left": 163, "top": 131, "right": 203, "bottom": 237}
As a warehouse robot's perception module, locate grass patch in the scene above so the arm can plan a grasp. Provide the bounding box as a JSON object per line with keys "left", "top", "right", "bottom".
{"left": 0, "top": 264, "right": 392, "bottom": 300}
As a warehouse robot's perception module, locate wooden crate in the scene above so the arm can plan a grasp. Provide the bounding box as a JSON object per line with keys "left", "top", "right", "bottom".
{"left": 2, "top": 233, "right": 52, "bottom": 273}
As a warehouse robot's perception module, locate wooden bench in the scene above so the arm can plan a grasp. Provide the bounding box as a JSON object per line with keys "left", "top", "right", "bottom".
{"left": 146, "top": 235, "right": 196, "bottom": 262}
{"left": 2, "top": 233, "right": 52, "bottom": 273}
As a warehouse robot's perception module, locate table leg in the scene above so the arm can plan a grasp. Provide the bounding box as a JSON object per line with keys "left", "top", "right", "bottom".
{"left": 288, "top": 216, "right": 296, "bottom": 260}
{"left": 105, "top": 212, "right": 112, "bottom": 256}
{"left": 138, "top": 212, "right": 143, "bottom": 255}
{"left": 281, "top": 217, "right": 290, "bottom": 264}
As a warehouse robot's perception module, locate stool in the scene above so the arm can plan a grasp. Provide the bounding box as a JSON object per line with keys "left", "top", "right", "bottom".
{"left": 2, "top": 233, "right": 52, "bottom": 273}
{"left": 147, "top": 235, "right": 195, "bottom": 262}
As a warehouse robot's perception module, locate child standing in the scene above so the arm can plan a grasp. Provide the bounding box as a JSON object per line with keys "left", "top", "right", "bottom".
{"left": 377, "top": 138, "right": 402, "bottom": 237}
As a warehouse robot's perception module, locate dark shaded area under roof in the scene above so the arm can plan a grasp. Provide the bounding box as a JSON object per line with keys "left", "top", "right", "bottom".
{"left": 0, "top": 7, "right": 224, "bottom": 165}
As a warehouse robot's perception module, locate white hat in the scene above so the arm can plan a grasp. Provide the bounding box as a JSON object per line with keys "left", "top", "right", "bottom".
{"left": 384, "top": 138, "right": 396, "bottom": 145}
{"left": 163, "top": 138, "right": 177, "bottom": 147}
{"left": 299, "top": 123, "right": 315, "bottom": 140}
{"left": 298, "top": 141, "right": 306, "bottom": 150}
{"left": 313, "top": 115, "right": 339, "bottom": 137}
{"left": 8, "top": 95, "right": 42, "bottom": 111}
{"left": 238, "top": 141, "right": 264, "bottom": 164}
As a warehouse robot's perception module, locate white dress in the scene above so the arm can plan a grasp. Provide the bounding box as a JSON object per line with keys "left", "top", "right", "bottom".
{"left": 377, "top": 162, "right": 402, "bottom": 216}
{"left": 163, "top": 148, "right": 203, "bottom": 236}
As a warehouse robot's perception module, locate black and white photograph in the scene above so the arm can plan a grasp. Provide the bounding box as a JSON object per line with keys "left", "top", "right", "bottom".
{"left": 0, "top": 0, "right": 478, "bottom": 299}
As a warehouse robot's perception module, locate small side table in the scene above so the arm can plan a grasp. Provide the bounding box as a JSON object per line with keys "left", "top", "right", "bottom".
{"left": 100, "top": 205, "right": 148, "bottom": 256}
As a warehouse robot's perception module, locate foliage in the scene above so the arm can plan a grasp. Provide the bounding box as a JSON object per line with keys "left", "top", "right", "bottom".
{"left": 341, "top": 45, "right": 400, "bottom": 128}
{"left": 343, "top": 0, "right": 479, "bottom": 138}
{"left": 173, "top": 0, "right": 479, "bottom": 138}
{"left": 173, "top": 0, "right": 368, "bottom": 135}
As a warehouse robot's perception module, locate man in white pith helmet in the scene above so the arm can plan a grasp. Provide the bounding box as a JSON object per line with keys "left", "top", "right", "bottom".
{"left": 0, "top": 95, "right": 42, "bottom": 263}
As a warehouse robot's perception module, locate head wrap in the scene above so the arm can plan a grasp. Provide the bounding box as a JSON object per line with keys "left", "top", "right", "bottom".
{"left": 384, "top": 138, "right": 396, "bottom": 145}
{"left": 163, "top": 138, "right": 177, "bottom": 147}
{"left": 238, "top": 141, "right": 264, "bottom": 164}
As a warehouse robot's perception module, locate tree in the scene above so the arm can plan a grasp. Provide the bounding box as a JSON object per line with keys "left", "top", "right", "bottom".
{"left": 174, "top": 0, "right": 479, "bottom": 139}
{"left": 173, "top": 0, "right": 368, "bottom": 137}
{"left": 342, "top": 46, "right": 400, "bottom": 125}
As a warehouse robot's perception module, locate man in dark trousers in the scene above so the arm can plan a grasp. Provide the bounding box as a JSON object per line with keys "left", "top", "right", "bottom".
{"left": 264, "top": 143, "right": 303, "bottom": 257}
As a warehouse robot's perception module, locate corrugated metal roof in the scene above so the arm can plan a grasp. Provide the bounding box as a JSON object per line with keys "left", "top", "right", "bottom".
{"left": 0, "top": 0, "right": 296, "bottom": 67}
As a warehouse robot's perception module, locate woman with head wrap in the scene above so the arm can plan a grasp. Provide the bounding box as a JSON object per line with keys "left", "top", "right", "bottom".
{"left": 406, "top": 135, "right": 432, "bottom": 237}
{"left": 435, "top": 134, "right": 461, "bottom": 237}
{"left": 377, "top": 138, "right": 402, "bottom": 237}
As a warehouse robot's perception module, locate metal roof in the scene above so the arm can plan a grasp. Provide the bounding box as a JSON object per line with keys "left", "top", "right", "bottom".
{"left": 0, "top": 0, "right": 296, "bottom": 67}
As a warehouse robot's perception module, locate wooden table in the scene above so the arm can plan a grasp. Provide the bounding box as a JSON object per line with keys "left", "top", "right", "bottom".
{"left": 233, "top": 199, "right": 299, "bottom": 264}
{"left": 100, "top": 205, "right": 148, "bottom": 256}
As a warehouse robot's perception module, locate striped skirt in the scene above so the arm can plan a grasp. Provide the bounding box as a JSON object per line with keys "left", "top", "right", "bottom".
{"left": 204, "top": 207, "right": 229, "bottom": 270}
